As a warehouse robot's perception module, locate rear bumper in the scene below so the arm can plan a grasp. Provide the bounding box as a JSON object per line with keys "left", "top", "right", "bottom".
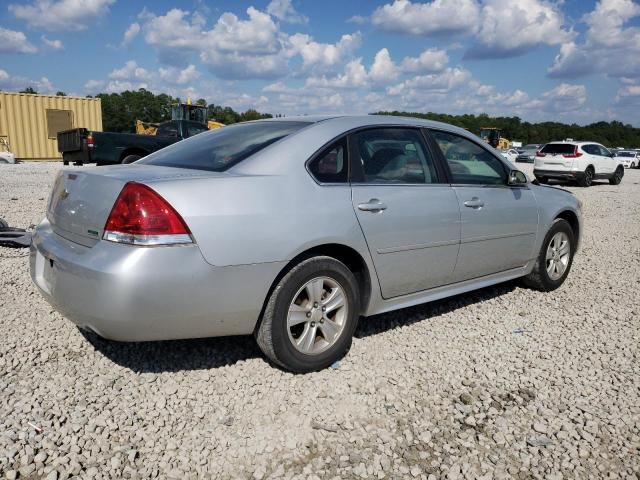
{"left": 533, "top": 169, "right": 584, "bottom": 181}
{"left": 30, "top": 220, "right": 284, "bottom": 341}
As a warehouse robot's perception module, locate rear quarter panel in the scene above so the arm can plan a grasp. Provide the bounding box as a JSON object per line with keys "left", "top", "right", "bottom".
{"left": 148, "top": 174, "right": 370, "bottom": 267}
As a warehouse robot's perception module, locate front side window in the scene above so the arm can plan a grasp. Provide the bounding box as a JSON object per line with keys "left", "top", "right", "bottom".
{"left": 352, "top": 128, "right": 437, "bottom": 184}
{"left": 430, "top": 130, "right": 507, "bottom": 185}
{"left": 597, "top": 145, "right": 612, "bottom": 156}
{"left": 138, "top": 121, "right": 309, "bottom": 172}
{"left": 308, "top": 139, "right": 348, "bottom": 183}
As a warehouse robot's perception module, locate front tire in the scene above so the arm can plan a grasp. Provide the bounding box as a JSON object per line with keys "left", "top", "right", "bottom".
{"left": 609, "top": 167, "right": 623, "bottom": 185}
{"left": 523, "top": 219, "right": 575, "bottom": 292}
{"left": 255, "top": 256, "right": 359, "bottom": 373}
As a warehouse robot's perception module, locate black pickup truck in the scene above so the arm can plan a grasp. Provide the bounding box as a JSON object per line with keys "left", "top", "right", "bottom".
{"left": 57, "top": 120, "right": 208, "bottom": 166}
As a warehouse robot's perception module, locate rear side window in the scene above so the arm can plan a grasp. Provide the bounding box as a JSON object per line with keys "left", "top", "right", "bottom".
{"left": 541, "top": 144, "right": 576, "bottom": 155}
{"left": 430, "top": 130, "right": 507, "bottom": 185}
{"left": 582, "top": 145, "right": 599, "bottom": 155}
{"left": 138, "top": 121, "right": 309, "bottom": 172}
{"left": 308, "top": 139, "right": 348, "bottom": 183}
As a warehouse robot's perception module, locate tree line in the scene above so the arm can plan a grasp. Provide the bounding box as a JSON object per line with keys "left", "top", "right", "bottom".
{"left": 374, "top": 111, "right": 640, "bottom": 148}
{"left": 88, "top": 89, "right": 273, "bottom": 132}
{"left": 10, "top": 86, "right": 640, "bottom": 146}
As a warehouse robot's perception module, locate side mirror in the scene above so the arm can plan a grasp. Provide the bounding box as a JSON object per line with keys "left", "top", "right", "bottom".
{"left": 508, "top": 170, "right": 528, "bottom": 186}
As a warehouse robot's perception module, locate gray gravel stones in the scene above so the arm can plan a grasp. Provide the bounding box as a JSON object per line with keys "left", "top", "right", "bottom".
{"left": 1, "top": 162, "right": 639, "bottom": 478}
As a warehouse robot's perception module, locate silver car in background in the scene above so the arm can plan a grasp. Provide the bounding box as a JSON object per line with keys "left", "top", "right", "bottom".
{"left": 31, "top": 116, "right": 582, "bottom": 372}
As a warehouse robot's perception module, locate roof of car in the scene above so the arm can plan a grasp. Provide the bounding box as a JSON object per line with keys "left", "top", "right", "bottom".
{"left": 545, "top": 140, "right": 604, "bottom": 145}
{"left": 259, "top": 114, "right": 472, "bottom": 136}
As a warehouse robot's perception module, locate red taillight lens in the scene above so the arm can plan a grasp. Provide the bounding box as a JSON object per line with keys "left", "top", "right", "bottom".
{"left": 563, "top": 146, "right": 583, "bottom": 158}
{"left": 103, "top": 182, "right": 192, "bottom": 245}
{"left": 536, "top": 151, "right": 546, "bottom": 157}
{"left": 87, "top": 134, "right": 94, "bottom": 147}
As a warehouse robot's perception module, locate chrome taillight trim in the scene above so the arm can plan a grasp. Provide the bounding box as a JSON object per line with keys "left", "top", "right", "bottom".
{"left": 103, "top": 231, "right": 193, "bottom": 246}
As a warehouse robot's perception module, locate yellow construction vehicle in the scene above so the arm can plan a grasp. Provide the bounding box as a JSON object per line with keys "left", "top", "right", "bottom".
{"left": 479, "top": 127, "right": 510, "bottom": 150}
{"left": 136, "top": 98, "right": 224, "bottom": 135}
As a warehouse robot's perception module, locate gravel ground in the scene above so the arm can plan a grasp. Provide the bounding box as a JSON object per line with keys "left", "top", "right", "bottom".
{"left": 1, "top": 162, "right": 639, "bottom": 480}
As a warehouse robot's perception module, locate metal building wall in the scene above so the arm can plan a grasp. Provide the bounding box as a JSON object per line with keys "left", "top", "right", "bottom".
{"left": 0, "top": 92, "right": 102, "bottom": 160}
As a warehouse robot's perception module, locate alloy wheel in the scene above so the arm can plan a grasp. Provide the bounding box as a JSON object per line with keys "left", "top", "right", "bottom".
{"left": 546, "top": 232, "right": 571, "bottom": 280}
{"left": 287, "top": 276, "right": 348, "bottom": 355}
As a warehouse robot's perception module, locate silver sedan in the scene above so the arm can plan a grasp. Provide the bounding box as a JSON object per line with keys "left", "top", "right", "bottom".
{"left": 31, "top": 115, "right": 582, "bottom": 372}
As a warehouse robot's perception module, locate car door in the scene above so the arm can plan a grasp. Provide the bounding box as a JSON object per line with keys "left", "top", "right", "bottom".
{"left": 427, "top": 129, "right": 539, "bottom": 282}
{"left": 582, "top": 144, "right": 604, "bottom": 174}
{"left": 349, "top": 127, "right": 461, "bottom": 299}
{"left": 597, "top": 145, "right": 616, "bottom": 174}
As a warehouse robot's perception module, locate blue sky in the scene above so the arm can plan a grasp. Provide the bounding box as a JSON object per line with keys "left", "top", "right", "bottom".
{"left": 1, "top": 0, "right": 640, "bottom": 125}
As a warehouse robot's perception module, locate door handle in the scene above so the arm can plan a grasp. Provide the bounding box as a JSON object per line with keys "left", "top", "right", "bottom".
{"left": 463, "top": 197, "right": 484, "bottom": 209}
{"left": 357, "top": 199, "right": 387, "bottom": 212}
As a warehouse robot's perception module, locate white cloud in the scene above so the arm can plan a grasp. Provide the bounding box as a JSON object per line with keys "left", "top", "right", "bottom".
{"left": 540, "top": 83, "right": 587, "bottom": 111}
{"left": 306, "top": 58, "right": 369, "bottom": 89}
{"left": 0, "top": 70, "right": 55, "bottom": 93}
{"left": 158, "top": 65, "right": 200, "bottom": 85}
{"left": 387, "top": 67, "right": 473, "bottom": 95}
{"left": 288, "top": 32, "right": 362, "bottom": 72}
{"left": 9, "top": 0, "right": 115, "bottom": 31}
{"left": 121, "top": 23, "right": 141, "bottom": 48}
{"left": 468, "top": 0, "right": 573, "bottom": 58}
{"left": 369, "top": 48, "right": 399, "bottom": 84}
{"left": 0, "top": 28, "right": 37, "bottom": 54}
{"left": 266, "top": 0, "right": 308, "bottom": 24}
{"left": 109, "top": 61, "right": 152, "bottom": 81}
{"left": 549, "top": 0, "right": 640, "bottom": 79}
{"left": 400, "top": 48, "right": 449, "bottom": 74}
{"left": 41, "top": 35, "right": 63, "bottom": 51}
{"left": 371, "top": 0, "right": 481, "bottom": 36}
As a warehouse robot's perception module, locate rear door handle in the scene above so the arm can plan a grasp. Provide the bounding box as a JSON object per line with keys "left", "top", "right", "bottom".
{"left": 358, "top": 199, "right": 387, "bottom": 212}
{"left": 463, "top": 197, "right": 484, "bottom": 209}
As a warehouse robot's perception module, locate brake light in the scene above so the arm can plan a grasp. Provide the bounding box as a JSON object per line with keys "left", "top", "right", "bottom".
{"left": 563, "top": 146, "right": 583, "bottom": 158}
{"left": 536, "top": 151, "right": 546, "bottom": 157}
{"left": 103, "top": 182, "right": 192, "bottom": 245}
{"left": 87, "top": 134, "right": 94, "bottom": 147}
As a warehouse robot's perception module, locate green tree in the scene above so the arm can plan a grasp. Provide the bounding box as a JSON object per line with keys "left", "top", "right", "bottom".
{"left": 20, "top": 87, "right": 37, "bottom": 94}
{"left": 56, "top": 91, "right": 67, "bottom": 96}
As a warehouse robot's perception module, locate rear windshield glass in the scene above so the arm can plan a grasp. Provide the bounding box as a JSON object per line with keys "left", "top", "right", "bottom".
{"left": 137, "top": 121, "right": 309, "bottom": 172}
{"left": 522, "top": 144, "right": 538, "bottom": 150}
{"left": 541, "top": 144, "right": 575, "bottom": 154}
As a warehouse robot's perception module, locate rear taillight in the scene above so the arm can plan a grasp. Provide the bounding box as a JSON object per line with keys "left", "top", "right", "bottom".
{"left": 536, "top": 151, "right": 546, "bottom": 157}
{"left": 103, "top": 182, "right": 192, "bottom": 246}
{"left": 87, "top": 134, "right": 94, "bottom": 148}
{"left": 563, "top": 146, "right": 583, "bottom": 158}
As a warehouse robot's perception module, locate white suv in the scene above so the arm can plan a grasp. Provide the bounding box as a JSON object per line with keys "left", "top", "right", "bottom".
{"left": 534, "top": 141, "right": 624, "bottom": 187}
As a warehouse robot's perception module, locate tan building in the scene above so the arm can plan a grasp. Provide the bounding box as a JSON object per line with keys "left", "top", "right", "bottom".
{"left": 0, "top": 92, "right": 102, "bottom": 161}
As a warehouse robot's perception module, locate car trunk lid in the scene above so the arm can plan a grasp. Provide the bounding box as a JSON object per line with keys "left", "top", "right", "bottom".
{"left": 47, "top": 165, "right": 224, "bottom": 247}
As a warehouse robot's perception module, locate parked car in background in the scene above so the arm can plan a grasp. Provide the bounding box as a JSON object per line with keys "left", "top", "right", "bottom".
{"left": 534, "top": 141, "right": 624, "bottom": 187}
{"left": 57, "top": 120, "right": 209, "bottom": 166}
{"left": 32, "top": 115, "right": 582, "bottom": 372}
{"left": 500, "top": 148, "right": 519, "bottom": 162}
{"left": 516, "top": 144, "right": 540, "bottom": 163}
{"left": 614, "top": 150, "right": 640, "bottom": 168}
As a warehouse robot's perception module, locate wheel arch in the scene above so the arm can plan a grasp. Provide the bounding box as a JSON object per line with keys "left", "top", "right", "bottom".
{"left": 254, "top": 243, "right": 373, "bottom": 333}
{"left": 555, "top": 209, "right": 580, "bottom": 250}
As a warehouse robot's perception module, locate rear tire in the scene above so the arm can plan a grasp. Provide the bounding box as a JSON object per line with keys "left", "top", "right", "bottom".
{"left": 578, "top": 166, "right": 594, "bottom": 187}
{"left": 523, "top": 218, "right": 575, "bottom": 292}
{"left": 609, "top": 167, "right": 623, "bottom": 185}
{"left": 122, "top": 154, "right": 141, "bottom": 164}
{"left": 255, "top": 256, "right": 359, "bottom": 373}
